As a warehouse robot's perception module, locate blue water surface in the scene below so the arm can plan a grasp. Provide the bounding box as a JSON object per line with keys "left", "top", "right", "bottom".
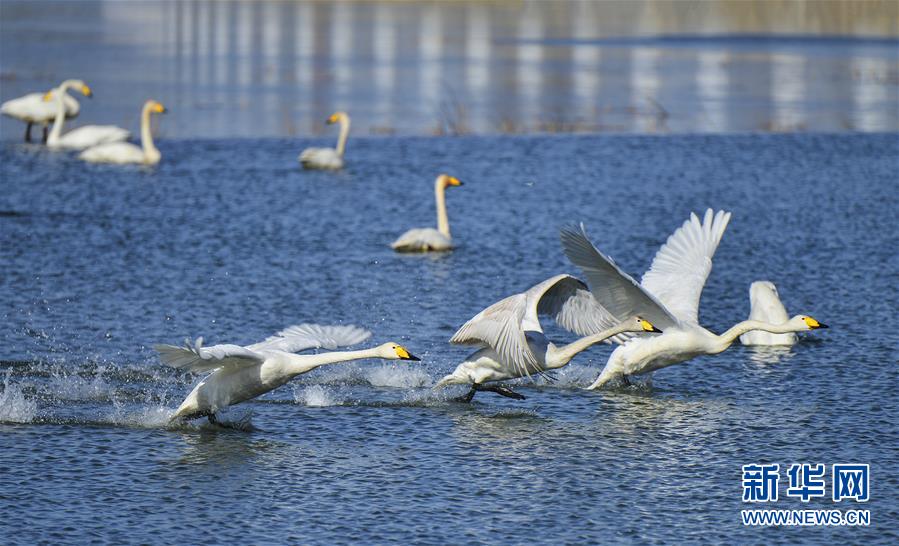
{"left": 0, "top": 133, "right": 897, "bottom": 544}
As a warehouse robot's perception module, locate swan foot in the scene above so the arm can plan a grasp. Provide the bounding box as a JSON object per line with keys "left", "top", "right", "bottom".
{"left": 621, "top": 375, "right": 631, "bottom": 387}
{"left": 452, "top": 386, "right": 478, "bottom": 403}
{"left": 478, "top": 384, "right": 526, "bottom": 400}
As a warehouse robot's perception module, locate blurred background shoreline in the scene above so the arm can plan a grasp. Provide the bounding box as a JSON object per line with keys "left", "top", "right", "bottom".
{"left": 1, "top": 0, "right": 897, "bottom": 139}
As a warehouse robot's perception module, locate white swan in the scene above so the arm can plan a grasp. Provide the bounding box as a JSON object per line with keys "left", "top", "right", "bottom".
{"left": 436, "top": 274, "right": 663, "bottom": 401}
{"left": 44, "top": 81, "right": 130, "bottom": 151}
{"left": 560, "top": 210, "right": 828, "bottom": 389}
{"left": 1, "top": 81, "right": 80, "bottom": 142}
{"left": 155, "top": 323, "right": 420, "bottom": 423}
{"left": 299, "top": 111, "right": 350, "bottom": 170}
{"left": 391, "top": 174, "right": 463, "bottom": 252}
{"left": 79, "top": 100, "right": 166, "bottom": 165}
{"left": 740, "top": 281, "right": 797, "bottom": 346}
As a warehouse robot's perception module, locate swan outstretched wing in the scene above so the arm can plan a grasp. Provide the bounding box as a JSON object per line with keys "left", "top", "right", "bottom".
{"left": 154, "top": 338, "right": 264, "bottom": 374}
{"left": 450, "top": 292, "right": 538, "bottom": 376}
{"left": 560, "top": 225, "right": 679, "bottom": 331}
{"left": 640, "top": 209, "right": 731, "bottom": 324}
{"left": 532, "top": 274, "right": 620, "bottom": 338}
{"left": 247, "top": 323, "right": 372, "bottom": 353}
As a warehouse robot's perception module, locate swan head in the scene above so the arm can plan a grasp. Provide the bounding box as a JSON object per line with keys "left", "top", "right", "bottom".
{"left": 791, "top": 315, "right": 828, "bottom": 330}
{"left": 326, "top": 111, "right": 348, "bottom": 124}
{"left": 44, "top": 81, "right": 92, "bottom": 102}
{"left": 376, "top": 342, "right": 421, "bottom": 361}
{"left": 145, "top": 100, "right": 167, "bottom": 115}
{"left": 633, "top": 317, "right": 662, "bottom": 333}
{"left": 437, "top": 174, "right": 463, "bottom": 188}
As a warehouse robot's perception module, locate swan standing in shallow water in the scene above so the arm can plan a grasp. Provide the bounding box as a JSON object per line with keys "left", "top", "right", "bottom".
{"left": 1, "top": 81, "right": 80, "bottom": 142}
{"left": 156, "top": 324, "right": 420, "bottom": 423}
{"left": 436, "top": 274, "right": 662, "bottom": 401}
{"left": 740, "top": 281, "right": 797, "bottom": 346}
{"left": 44, "top": 81, "right": 130, "bottom": 151}
{"left": 299, "top": 111, "right": 350, "bottom": 169}
{"left": 391, "top": 174, "right": 463, "bottom": 252}
{"left": 79, "top": 100, "right": 166, "bottom": 165}
{"left": 560, "top": 210, "right": 828, "bottom": 389}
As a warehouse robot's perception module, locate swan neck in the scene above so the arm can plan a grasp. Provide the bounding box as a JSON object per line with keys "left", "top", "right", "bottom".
{"left": 552, "top": 323, "right": 630, "bottom": 366}
{"left": 335, "top": 117, "right": 350, "bottom": 156}
{"left": 48, "top": 88, "right": 66, "bottom": 143}
{"left": 435, "top": 179, "right": 450, "bottom": 237}
{"left": 140, "top": 104, "right": 159, "bottom": 163}
{"left": 720, "top": 320, "right": 793, "bottom": 345}
{"left": 285, "top": 348, "right": 377, "bottom": 375}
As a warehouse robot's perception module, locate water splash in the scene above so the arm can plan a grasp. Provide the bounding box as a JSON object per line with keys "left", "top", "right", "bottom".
{"left": 295, "top": 385, "right": 340, "bottom": 407}
{"left": 0, "top": 370, "right": 37, "bottom": 423}
{"left": 365, "top": 364, "right": 433, "bottom": 388}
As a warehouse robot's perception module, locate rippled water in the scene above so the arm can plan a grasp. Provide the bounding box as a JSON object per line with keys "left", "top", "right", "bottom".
{"left": 1, "top": 133, "right": 898, "bottom": 543}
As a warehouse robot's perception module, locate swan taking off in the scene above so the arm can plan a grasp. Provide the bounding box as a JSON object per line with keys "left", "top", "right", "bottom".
{"left": 560, "top": 210, "right": 828, "bottom": 389}
{"left": 44, "top": 81, "right": 130, "bottom": 151}
{"left": 436, "top": 274, "right": 662, "bottom": 401}
{"left": 299, "top": 111, "right": 350, "bottom": 170}
{"left": 391, "top": 174, "right": 463, "bottom": 252}
{"left": 155, "top": 323, "right": 420, "bottom": 423}
{"left": 1, "top": 80, "right": 80, "bottom": 142}
{"left": 79, "top": 100, "right": 166, "bottom": 165}
{"left": 740, "top": 281, "right": 797, "bottom": 346}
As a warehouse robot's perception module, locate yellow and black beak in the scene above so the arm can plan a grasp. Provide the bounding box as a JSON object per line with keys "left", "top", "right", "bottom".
{"left": 395, "top": 346, "right": 421, "bottom": 361}
{"left": 804, "top": 316, "right": 828, "bottom": 329}
{"left": 81, "top": 85, "right": 93, "bottom": 98}
{"left": 448, "top": 177, "right": 463, "bottom": 187}
{"left": 326, "top": 115, "right": 338, "bottom": 124}
{"left": 640, "top": 319, "right": 662, "bottom": 333}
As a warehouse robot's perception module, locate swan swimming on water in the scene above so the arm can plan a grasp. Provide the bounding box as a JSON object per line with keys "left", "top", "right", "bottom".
{"left": 44, "top": 81, "right": 130, "bottom": 151}
{"left": 740, "top": 281, "right": 797, "bottom": 346}
{"left": 1, "top": 81, "right": 80, "bottom": 142}
{"left": 560, "top": 210, "right": 828, "bottom": 389}
{"left": 299, "top": 111, "right": 350, "bottom": 170}
{"left": 391, "top": 174, "right": 463, "bottom": 252}
{"left": 155, "top": 323, "right": 420, "bottom": 423}
{"left": 436, "top": 274, "right": 662, "bottom": 401}
{"left": 79, "top": 100, "right": 166, "bottom": 165}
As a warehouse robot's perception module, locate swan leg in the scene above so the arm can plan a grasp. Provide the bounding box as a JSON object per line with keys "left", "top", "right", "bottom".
{"left": 207, "top": 412, "right": 218, "bottom": 425}
{"left": 42, "top": 125, "right": 48, "bottom": 144}
{"left": 621, "top": 375, "right": 631, "bottom": 387}
{"left": 452, "top": 385, "right": 478, "bottom": 403}
{"left": 24, "top": 122, "right": 33, "bottom": 142}
{"left": 477, "top": 384, "right": 526, "bottom": 400}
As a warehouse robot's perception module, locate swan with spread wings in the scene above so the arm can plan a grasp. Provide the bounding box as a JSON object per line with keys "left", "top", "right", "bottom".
{"left": 156, "top": 323, "right": 420, "bottom": 423}
{"left": 436, "top": 274, "right": 662, "bottom": 401}
{"left": 560, "top": 209, "right": 828, "bottom": 389}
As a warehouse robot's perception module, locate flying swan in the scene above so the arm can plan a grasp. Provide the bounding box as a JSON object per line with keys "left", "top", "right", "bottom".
{"left": 44, "top": 81, "right": 130, "bottom": 151}
{"left": 1, "top": 80, "right": 80, "bottom": 142}
{"left": 740, "top": 281, "right": 797, "bottom": 346}
{"left": 560, "top": 209, "right": 828, "bottom": 389}
{"left": 391, "top": 174, "right": 463, "bottom": 252}
{"left": 435, "top": 274, "right": 662, "bottom": 401}
{"left": 155, "top": 323, "right": 420, "bottom": 423}
{"left": 79, "top": 100, "right": 166, "bottom": 165}
{"left": 299, "top": 111, "right": 350, "bottom": 170}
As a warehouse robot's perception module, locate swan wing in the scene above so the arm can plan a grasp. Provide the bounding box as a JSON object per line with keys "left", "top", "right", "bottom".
{"left": 247, "top": 323, "right": 372, "bottom": 353}
{"left": 532, "top": 274, "right": 622, "bottom": 339}
{"left": 640, "top": 209, "right": 731, "bottom": 324}
{"left": 450, "top": 292, "right": 540, "bottom": 376}
{"left": 154, "top": 338, "right": 264, "bottom": 373}
{"left": 391, "top": 228, "right": 451, "bottom": 251}
{"left": 560, "top": 224, "right": 680, "bottom": 332}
